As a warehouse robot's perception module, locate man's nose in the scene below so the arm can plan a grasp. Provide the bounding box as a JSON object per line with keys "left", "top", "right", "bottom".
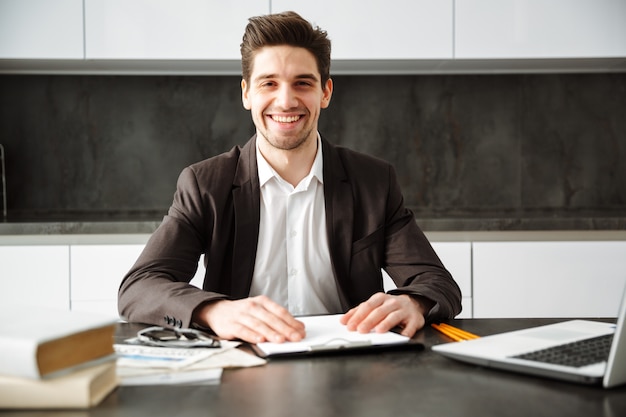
{"left": 275, "top": 85, "right": 298, "bottom": 109}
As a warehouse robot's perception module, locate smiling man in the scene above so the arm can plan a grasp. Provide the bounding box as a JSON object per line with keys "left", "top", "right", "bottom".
{"left": 118, "top": 11, "right": 462, "bottom": 344}
{"left": 243, "top": 45, "right": 331, "bottom": 186}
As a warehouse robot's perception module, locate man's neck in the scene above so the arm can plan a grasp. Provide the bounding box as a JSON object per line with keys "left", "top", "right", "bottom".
{"left": 257, "top": 134, "right": 319, "bottom": 187}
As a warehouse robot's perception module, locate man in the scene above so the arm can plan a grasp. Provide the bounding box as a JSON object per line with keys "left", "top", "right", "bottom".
{"left": 118, "top": 11, "right": 462, "bottom": 344}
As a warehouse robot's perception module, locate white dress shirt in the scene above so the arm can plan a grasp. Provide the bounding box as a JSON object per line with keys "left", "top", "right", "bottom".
{"left": 249, "top": 135, "right": 342, "bottom": 316}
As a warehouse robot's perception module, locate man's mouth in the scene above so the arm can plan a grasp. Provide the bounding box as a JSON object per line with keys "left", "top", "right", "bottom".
{"left": 270, "top": 115, "right": 302, "bottom": 123}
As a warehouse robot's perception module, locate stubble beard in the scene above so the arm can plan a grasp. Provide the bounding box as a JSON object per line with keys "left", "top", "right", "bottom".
{"left": 258, "top": 125, "right": 315, "bottom": 152}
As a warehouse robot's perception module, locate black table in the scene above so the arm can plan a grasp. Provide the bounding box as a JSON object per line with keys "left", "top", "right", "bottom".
{"left": 2, "top": 319, "right": 624, "bottom": 417}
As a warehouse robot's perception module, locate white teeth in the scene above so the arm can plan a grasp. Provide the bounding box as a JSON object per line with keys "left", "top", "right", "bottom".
{"left": 271, "top": 115, "right": 300, "bottom": 123}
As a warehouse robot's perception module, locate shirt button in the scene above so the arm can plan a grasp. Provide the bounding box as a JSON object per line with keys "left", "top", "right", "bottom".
{"left": 290, "top": 230, "right": 297, "bottom": 238}
{"left": 289, "top": 268, "right": 298, "bottom": 277}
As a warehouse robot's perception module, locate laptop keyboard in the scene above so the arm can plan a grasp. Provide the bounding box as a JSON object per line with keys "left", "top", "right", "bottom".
{"left": 511, "top": 334, "right": 613, "bottom": 368}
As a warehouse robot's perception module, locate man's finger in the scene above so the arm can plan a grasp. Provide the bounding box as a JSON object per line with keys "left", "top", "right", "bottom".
{"left": 343, "top": 293, "right": 389, "bottom": 332}
{"left": 250, "top": 296, "right": 306, "bottom": 341}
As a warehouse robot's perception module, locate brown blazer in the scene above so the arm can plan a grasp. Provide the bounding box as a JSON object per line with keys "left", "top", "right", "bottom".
{"left": 118, "top": 136, "right": 462, "bottom": 328}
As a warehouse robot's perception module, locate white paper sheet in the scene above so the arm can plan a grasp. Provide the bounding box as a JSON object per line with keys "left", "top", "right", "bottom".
{"left": 255, "top": 314, "right": 409, "bottom": 356}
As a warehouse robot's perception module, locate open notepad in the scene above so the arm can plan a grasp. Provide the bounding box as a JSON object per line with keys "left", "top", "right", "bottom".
{"left": 252, "top": 314, "right": 421, "bottom": 358}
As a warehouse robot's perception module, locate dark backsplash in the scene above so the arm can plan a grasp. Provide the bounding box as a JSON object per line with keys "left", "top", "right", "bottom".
{"left": 0, "top": 73, "right": 624, "bottom": 222}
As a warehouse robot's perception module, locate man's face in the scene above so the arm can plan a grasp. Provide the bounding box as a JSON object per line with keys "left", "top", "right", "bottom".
{"left": 241, "top": 45, "right": 332, "bottom": 151}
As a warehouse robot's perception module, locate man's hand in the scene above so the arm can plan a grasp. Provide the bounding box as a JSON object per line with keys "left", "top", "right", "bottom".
{"left": 192, "top": 295, "right": 305, "bottom": 344}
{"left": 340, "top": 293, "right": 432, "bottom": 338}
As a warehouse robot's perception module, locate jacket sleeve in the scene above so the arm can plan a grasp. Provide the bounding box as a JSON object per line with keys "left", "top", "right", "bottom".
{"left": 117, "top": 166, "right": 228, "bottom": 328}
{"left": 382, "top": 166, "right": 463, "bottom": 321}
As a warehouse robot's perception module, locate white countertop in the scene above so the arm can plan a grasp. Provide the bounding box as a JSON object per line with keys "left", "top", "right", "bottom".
{"left": 1, "top": 229, "right": 625, "bottom": 246}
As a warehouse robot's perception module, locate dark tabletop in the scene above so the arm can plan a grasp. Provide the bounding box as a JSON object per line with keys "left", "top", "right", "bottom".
{"left": 1, "top": 318, "right": 624, "bottom": 417}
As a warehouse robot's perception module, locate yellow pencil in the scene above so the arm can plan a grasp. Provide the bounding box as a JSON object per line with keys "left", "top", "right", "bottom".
{"left": 432, "top": 324, "right": 470, "bottom": 341}
{"left": 437, "top": 323, "right": 480, "bottom": 340}
{"left": 431, "top": 323, "right": 480, "bottom": 341}
{"left": 431, "top": 324, "right": 465, "bottom": 341}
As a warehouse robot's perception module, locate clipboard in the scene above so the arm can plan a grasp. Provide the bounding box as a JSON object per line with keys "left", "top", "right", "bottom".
{"left": 250, "top": 314, "right": 424, "bottom": 358}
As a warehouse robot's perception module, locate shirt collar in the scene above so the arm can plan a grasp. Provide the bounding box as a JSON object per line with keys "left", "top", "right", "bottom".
{"left": 256, "top": 133, "right": 324, "bottom": 188}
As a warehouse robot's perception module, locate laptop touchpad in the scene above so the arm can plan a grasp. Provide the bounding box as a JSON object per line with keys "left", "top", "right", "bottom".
{"left": 522, "top": 327, "right": 594, "bottom": 342}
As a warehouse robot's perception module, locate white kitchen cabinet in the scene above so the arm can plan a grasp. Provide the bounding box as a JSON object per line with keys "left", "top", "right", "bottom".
{"left": 70, "top": 244, "right": 146, "bottom": 316}
{"left": 70, "top": 244, "right": 207, "bottom": 316}
{"left": 433, "top": 242, "right": 472, "bottom": 318}
{"left": 84, "top": 0, "right": 269, "bottom": 60}
{"left": 0, "top": 0, "right": 83, "bottom": 59}
{"left": 383, "top": 242, "right": 472, "bottom": 318}
{"left": 0, "top": 245, "right": 70, "bottom": 310}
{"left": 2, "top": 0, "right": 624, "bottom": 74}
{"left": 455, "top": 0, "right": 626, "bottom": 59}
{"left": 473, "top": 241, "right": 626, "bottom": 318}
{"left": 271, "top": 0, "right": 453, "bottom": 60}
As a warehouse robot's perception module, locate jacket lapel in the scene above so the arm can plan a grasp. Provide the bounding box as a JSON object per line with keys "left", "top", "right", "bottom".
{"left": 231, "top": 136, "right": 261, "bottom": 299}
{"left": 229, "top": 136, "right": 355, "bottom": 307}
{"left": 322, "top": 138, "right": 354, "bottom": 309}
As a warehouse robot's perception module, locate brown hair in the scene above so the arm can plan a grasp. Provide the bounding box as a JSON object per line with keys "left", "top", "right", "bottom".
{"left": 240, "top": 11, "right": 331, "bottom": 88}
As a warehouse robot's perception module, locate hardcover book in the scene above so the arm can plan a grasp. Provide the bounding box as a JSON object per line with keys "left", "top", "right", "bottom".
{"left": 0, "top": 307, "right": 117, "bottom": 379}
{"left": 0, "top": 361, "right": 118, "bottom": 409}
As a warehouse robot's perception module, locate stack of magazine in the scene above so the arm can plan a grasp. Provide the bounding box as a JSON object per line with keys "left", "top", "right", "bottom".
{"left": 114, "top": 327, "right": 265, "bottom": 385}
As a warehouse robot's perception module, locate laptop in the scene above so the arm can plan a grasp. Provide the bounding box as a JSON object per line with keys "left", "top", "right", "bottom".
{"left": 432, "top": 285, "right": 626, "bottom": 388}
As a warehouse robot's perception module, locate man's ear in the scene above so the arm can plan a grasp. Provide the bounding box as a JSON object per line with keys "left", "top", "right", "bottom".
{"left": 321, "top": 78, "right": 333, "bottom": 109}
{"left": 241, "top": 79, "right": 251, "bottom": 110}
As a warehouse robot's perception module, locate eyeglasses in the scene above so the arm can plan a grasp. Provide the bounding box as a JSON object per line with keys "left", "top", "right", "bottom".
{"left": 137, "top": 326, "right": 221, "bottom": 348}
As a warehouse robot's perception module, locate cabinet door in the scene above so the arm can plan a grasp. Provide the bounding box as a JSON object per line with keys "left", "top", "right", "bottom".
{"left": 383, "top": 242, "right": 472, "bottom": 318}
{"left": 455, "top": 0, "right": 626, "bottom": 59}
{"left": 70, "top": 244, "right": 146, "bottom": 316}
{"left": 70, "top": 244, "right": 207, "bottom": 316}
{"left": 0, "top": 0, "right": 83, "bottom": 59}
{"left": 473, "top": 241, "right": 626, "bottom": 318}
{"left": 272, "top": 0, "right": 453, "bottom": 59}
{"left": 432, "top": 242, "right": 472, "bottom": 318}
{"left": 85, "top": 0, "right": 269, "bottom": 59}
{"left": 0, "top": 245, "right": 70, "bottom": 310}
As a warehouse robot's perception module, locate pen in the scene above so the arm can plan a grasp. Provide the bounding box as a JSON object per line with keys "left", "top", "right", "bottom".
{"left": 431, "top": 323, "right": 480, "bottom": 342}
